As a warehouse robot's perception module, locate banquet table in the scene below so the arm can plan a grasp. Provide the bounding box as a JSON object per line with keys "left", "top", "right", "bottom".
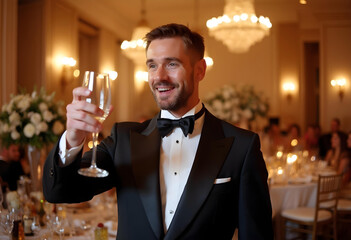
{"left": 0, "top": 194, "right": 118, "bottom": 240}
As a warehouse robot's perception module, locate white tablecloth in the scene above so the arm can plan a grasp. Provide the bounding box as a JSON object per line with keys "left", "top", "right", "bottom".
{"left": 270, "top": 182, "right": 318, "bottom": 240}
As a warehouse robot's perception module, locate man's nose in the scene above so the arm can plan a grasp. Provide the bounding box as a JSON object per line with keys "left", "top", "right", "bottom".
{"left": 154, "top": 66, "right": 168, "bottom": 81}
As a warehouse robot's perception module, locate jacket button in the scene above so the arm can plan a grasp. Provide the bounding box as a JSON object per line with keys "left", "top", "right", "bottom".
{"left": 50, "top": 168, "right": 54, "bottom": 176}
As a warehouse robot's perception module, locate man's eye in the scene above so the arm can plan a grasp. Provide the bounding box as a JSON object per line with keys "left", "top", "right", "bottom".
{"left": 147, "top": 64, "right": 156, "bottom": 69}
{"left": 168, "top": 62, "right": 178, "bottom": 67}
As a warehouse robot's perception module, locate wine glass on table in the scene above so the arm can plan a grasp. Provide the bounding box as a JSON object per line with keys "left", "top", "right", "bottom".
{"left": 78, "top": 71, "right": 111, "bottom": 178}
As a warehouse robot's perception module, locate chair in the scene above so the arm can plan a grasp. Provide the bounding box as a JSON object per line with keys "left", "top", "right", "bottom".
{"left": 336, "top": 198, "right": 351, "bottom": 240}
{"left": 281, "top": 174, "right": 343, "bottom": 240}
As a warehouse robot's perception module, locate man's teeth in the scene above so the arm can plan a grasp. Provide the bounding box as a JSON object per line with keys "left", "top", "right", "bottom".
{"left": 158, "top": 87, "right": 171, "bottom": 92}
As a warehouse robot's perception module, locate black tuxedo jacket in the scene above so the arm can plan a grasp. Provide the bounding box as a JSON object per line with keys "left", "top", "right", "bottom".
{"left": 43, "top": 109, "right": 273, "bottom": 240}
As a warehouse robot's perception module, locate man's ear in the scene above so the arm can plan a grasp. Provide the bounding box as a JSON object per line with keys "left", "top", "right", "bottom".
{"left": 195, "top": 59, "right": 207, "bottom": 82}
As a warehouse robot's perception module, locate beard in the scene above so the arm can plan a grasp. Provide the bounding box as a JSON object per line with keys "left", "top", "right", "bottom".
{"left": 151, "top": 71, "right": 195, "bottom": 112}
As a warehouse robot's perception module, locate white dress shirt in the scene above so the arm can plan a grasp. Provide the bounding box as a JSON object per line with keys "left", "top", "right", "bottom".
{"left": 58, "top": 101, "right": 205, "bottom": 232}
{"left": 159, "top": 101, "right": 204, "bottom": 231}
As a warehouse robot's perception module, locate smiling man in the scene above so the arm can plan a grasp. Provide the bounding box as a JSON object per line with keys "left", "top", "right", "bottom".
{"left": 43, "top": 23, "right": 273, "bottom": 240}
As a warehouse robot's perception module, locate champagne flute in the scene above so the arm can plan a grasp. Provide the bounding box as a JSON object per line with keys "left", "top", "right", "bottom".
{"left": 78, "top": 71, "right": 111, "bottom": 178}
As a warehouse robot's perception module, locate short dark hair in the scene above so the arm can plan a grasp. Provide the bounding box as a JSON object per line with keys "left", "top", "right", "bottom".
{"left": 332, "top": 118, "right": 341, "bottom": 126}
{"left": 145, "top": 23, "right": 205, "bottom": 61}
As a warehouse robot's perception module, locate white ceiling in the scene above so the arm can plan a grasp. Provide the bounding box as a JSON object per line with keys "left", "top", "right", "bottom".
{"left": 63, "top": 0, "right": 351, "bottom": 40}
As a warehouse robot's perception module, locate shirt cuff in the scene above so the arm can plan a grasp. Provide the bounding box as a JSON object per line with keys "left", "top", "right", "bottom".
{"left": 58, "top": 131, "right": 85, "bottom": 166}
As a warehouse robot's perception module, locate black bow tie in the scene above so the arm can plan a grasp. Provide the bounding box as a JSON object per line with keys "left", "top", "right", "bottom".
{"left": 157, "top": 106, "right": 205, "bottom": 138}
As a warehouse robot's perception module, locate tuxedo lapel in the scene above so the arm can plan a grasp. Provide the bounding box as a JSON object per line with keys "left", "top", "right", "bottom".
{"left": 130, "top": 117, "right": 164, "bottom": 239}
{"left": 165, "top": 111, "right": 234, "bottom": 240}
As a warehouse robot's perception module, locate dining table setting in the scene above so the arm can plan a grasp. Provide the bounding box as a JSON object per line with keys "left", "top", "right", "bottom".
{"left": 266, "top": 149, "right": 337, "bottom": 240}
{"left": 0, "top": 187, "right": 118, "bottom": 240}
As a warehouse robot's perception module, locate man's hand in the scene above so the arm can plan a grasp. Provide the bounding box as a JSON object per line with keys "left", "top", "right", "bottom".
{"left": 65, "top": 87, "right": 109, "bottom": 149}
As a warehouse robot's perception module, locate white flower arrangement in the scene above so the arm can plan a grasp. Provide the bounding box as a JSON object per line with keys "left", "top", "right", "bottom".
{"left": 0, "top": 88, "right": 65, "bottom": 149}
{"left": 204, "top": 85, "right": 269, "bottom": 124}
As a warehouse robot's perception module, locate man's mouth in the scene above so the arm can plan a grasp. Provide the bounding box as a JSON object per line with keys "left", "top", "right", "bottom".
{"left": 157, "top": 87, "right": 173, "bottom": 92}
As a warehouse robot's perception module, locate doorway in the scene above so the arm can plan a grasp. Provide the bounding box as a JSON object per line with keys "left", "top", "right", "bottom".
{"left": 304, "top": 42, "right": 320, "bottom": 127}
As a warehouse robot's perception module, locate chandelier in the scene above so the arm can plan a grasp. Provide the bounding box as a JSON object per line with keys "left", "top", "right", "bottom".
{"left": 206, "top": 0, "right": 272, "bottom": 53}
{"left": 120, "top": 0, "right": 151, "bottom": 66}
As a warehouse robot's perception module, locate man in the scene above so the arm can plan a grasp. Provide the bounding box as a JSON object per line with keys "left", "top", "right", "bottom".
{"left": 43, "top": 23, "right": 273, "bottom": 240}
{"left": 0, "top": 143, "right": 24, "bottom": 191}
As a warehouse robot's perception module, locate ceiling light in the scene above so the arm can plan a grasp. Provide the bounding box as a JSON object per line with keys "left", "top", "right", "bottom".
{"left": 206, "top": 0, "right": 272, "bottom": 53}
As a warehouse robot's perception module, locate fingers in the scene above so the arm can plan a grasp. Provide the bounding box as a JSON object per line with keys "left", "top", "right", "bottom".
{"left": 72, "top": 87, "right": 90, "bottom": 101}
{"left": 66, "top": 101, "right": 104, "bottom": 133}
{"left": 65, "top": 87, "right": 107, "bottom": 147}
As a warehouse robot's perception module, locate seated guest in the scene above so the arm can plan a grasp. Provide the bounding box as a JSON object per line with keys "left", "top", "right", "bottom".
{"left": 284, "top": 123, "right": 303, "bottom": 152}
{"left": 304, "top": 124, "right": 319, "bottom": 150}
{"left": 319, "top": 118, "right": 347, "bottom": 158}
{"left": 0, "top": 143, "right": 25, "bottom": 191}
{"left": 261, "top": 117, "right": 285, "bottom": 156}
{"left": 339, "top": 131, "right": 351, "bottom": 187}
{"left": 325, "top": 132, "right": 347, "bottom": 173}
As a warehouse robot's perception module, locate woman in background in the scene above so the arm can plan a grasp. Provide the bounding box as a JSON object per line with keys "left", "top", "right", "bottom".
{"left": 325, "top": 132, "right": 350, "bottom": 185}
{"left": 339, "top": 131, "right": 351, "bottom": 186}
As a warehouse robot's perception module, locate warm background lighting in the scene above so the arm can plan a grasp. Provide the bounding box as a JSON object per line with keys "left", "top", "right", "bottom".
{"left": 106, "top": 71, "right": 118, "bottom": 81}
{"left": 135, "top": 70, "right": 148, "bottom": 82}
{"left": 62, "top": 57, "right": 76, "bottom": 67}
{"left": 206, "top": 0, "right": 272, "bottom": 53}
{"left": 287, "top": 153, "right": 297, "bottom": 164}
{"left": 330, "top": 78, "right": 347, "bottom": 101}
{"left": 282, "top": 82, "right": 296, "bottom": 101}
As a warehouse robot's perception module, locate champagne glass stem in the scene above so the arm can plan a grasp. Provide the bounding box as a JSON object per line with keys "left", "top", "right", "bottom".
{"left": 91, "top": 132, "right": 99, "bottom": 168}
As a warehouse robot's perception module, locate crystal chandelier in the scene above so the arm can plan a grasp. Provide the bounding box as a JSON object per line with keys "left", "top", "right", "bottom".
{"left": 120, "top": 0, "right": 151, "bottom": 66}
{"left": 206, "top": 0, "right": 272, "bottom": 53}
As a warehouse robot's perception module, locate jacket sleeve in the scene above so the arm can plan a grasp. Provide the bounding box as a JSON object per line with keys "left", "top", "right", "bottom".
{"left": 238, "top": 133, "right": 274, "bottom": 240}
{"left": 42, "top": 124, "right": 118, "bottom": 203}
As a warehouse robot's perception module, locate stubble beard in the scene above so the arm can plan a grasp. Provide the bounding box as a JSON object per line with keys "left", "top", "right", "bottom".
{"left": 152, "top": 73, "right": 194, "bottom": 112}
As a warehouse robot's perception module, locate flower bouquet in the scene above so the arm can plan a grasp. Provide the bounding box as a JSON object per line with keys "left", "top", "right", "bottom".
{"left": 0, "top": 88, "right": 66, "bottom": 192}
{"left": 0, "top": 88, "right": 65, "bottom": 149}
{"left": 204, "top": 85, "right": 269, "bottom": 127}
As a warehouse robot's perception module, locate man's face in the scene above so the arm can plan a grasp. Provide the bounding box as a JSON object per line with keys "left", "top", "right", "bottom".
{"left": 331, "top": 133, "right": 340, "bottom": 148}
{"left": 146, "top": 37, "right": 203, "bottom": 116}
{"left": 5, "top": 144, "right": 20, "bottom": 162}
{"left": 331, "top": 120, "right": 339, "bottom": 132}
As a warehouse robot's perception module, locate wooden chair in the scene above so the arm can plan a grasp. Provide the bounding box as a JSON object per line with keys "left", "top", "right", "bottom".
{"left": 337, "top": 198, "right": 351, "bottom": 223}
{"left": 281, "top": 174, "right": 343, "bottom": 240}
{"left": 336, "top": 198, "right": 351, "bottom": 240}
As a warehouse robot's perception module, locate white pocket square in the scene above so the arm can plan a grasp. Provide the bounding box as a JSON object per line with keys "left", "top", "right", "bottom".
{"left": 214, "top": 177, "right": 231, "bottom": 184}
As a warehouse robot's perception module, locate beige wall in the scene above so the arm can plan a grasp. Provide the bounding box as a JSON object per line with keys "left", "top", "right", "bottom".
{"left": 277, "top": 23, "right": 300, "bottom": 130}
{"left": 0, "top": 0, "right": 17, "bottom": 107}
{"left": 320, "top": 21, "right": 351, "bottom": 133}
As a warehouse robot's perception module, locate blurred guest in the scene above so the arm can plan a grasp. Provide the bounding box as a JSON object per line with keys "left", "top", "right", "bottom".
{"left": 284, "top": 123, "right": 303, "bottom": 152}
{"left": 0, "top": 145, "right": 10, "bottom": 193}
{"left": 325, "top": 132, "right": 347, "bottom": 172}
{"left": 319, "top": 118, "right": 347, "bottom": 158}
{"left": 304, "top": 124, "right": 320, "bottom": 152}
{"left": 19, "top": 146, "right": 31, "bottom": 176}
{"left": 339, "top": 131, "right": 351, "bottom": 186}
{"left": 261, "top": 117, "right": 285, "bottom": 157}
{"left": 0, "top": 144, "right": 25, "bottom": 191}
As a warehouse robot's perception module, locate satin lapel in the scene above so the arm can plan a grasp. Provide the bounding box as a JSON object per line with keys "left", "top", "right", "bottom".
{"left": 165, "top": 111, "right": 234, "bottom": 240}
{"left": 131, "top": 118, "right": 164, "bottom": 239}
